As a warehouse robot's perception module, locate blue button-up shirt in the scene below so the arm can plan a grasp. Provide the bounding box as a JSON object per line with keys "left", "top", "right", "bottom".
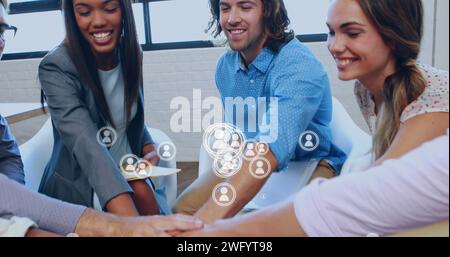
{"left": 215, "top": 38, "right": 347, "bottom": 173}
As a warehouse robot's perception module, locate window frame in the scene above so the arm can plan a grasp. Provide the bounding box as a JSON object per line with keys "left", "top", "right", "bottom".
{"left": 2, "top": 0, "right": 327, "bottom": 60}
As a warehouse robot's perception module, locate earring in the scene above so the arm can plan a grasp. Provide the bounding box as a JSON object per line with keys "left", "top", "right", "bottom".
{"left": 121, "top": 20, "right": 125, "bottom": 38}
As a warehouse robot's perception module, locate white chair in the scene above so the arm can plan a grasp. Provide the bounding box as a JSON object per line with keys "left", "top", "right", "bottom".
{"left": 198, "top": 97, "right": 372, "bottom": 211}
{"left": 329, "top": 96, "right": 372, "bottom": 174}
{"left": 20, "top": 118, "right": 53, "bottom": 192}
{"left": 148, "top": 128, "right": 178, "bottom": 208}
{"left": 19, "top": 118, "right": 178, "bottom": 210}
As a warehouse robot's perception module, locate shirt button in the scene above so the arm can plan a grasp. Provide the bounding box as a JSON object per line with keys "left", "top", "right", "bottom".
{"left": 250, "top": 79, "right": 255, "bottom": 84}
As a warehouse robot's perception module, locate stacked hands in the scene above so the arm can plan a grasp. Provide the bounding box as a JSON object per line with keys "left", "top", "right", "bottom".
{"left": 110, "top": 215, "right": 228, "bottom": 237}
{"left": 70, "top": 209, "right": 199, "bottom": 237}
{"left": 95, "top": 144, "right": 215, "bottom": 237}
{"left": 101, "top": 214, "right": 206, "bottom": 237}
{"left": 72, "top": 208, "right": 226, "bottom": 237}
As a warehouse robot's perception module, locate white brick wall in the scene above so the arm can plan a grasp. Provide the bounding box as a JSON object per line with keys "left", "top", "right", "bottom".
{"left": 143, "top": 44, "right": 367, "bottom": 161}
{"left": 0, "top": 43, "right": 365, "bottom": 161}
{"left": 0, "top": 36, "right": 445, "bottom": 160}
{"left": 1, "top": 0, "right": 447, "bottom": 161}
{"left": 0, "top": 58, "right": 41, "bottom": 102}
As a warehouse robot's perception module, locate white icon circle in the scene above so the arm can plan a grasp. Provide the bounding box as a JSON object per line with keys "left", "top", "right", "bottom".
{"left": 212, "top": 183, "right": 237, "bottom": 207}
{"left": 256, "top": 142, "right": 269, "bottom": 155}
{"left": 119, "top": 154, "right": 139, "bottom": 173}
{"left": 203, "top": 123, "right": 246, "bottom": 158}
{"left": 97, "top": 126, "right": 117, "bottom": 147}
{"left": 260, "top": 193, "right": 267, "bottom": 200}
{"left": 213, "top": 151, "right": 243, "bottom": 178}
{"left": 243, "top": 140, "right": 257, "bottom": 160}
{"left": 157, "top": 142, "right": 177, "bottom": 161}
{"left": 134, "top": 159, "right": 152, "bottom": 179}
{"left": 249, "top": 157, "right": 271, "bottom": 179}
{"left": 299, "top": 131, "right": 320, "bottom": 152}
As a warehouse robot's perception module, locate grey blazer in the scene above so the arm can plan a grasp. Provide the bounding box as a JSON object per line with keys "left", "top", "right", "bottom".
{"left": 38, "top": 44, "right": 154, "bottom": 209}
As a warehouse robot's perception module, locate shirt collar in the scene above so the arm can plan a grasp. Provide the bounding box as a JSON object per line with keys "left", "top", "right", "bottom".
{"left": 233, "top": 47, "right": 275, "bottom": 74}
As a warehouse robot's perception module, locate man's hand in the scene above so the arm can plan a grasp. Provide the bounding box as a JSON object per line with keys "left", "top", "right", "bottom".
{"left": 143, "top": 144, "right": 159, "bottom": 166}
{"left": 111, "top": 214, "right": 204, "bottom": 237}
{"left": 75, "top": 209, "right": 203, "bottom": 237}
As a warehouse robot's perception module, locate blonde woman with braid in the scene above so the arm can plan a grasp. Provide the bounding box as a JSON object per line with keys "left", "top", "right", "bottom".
{"left": 327, "top": 0, "right": 448, "bottom": 169}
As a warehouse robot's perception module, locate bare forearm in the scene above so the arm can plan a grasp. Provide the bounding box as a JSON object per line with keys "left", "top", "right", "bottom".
{"left": 196, "top": 171, "right": 269, "bottom": 223}
{"left": 186, "top": 200, "right": 306, "bottom": 237}
{"left": 232, "top": 201, "right": 306, "bottom": 237}
{"left": 74, "top": 208, "right": 121, "bottom": 237}
{"left": 196, "top": 149, "right": 278, "bottom": 223}
{"left": 374, "top": 113, "right": 449, "bottom": 166}
{"left": 129, "top": 180, "right": 160, "bottom": 216}
{"left": 106, "top": 193, "right": 139, "bottom": 217}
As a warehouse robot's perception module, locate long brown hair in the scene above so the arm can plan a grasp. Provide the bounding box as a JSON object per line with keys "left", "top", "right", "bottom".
{"left": 0, "top": 0, "right": 8, "bottom": 9}
{"left": 357, "top": 0, "right": 427, "bottom": 159}
{"left": 207, "top": 0, "right": 295, "bottom": 53}
{"left": 41, "top": 0, "right": 142, "bottom": 127}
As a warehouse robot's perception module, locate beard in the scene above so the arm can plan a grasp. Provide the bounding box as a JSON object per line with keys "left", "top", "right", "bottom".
{"left": 228, "top": 26, "right": 267, "bottom": 54}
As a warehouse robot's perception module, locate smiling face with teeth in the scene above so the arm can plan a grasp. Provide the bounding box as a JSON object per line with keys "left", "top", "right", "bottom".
{"left": 219, "top": 0, "right": 268, "bottom": 65}
{"left": 73, "top": 0, "right": 122, "bottom": 65}
{"left": 326, "top": 0, "right": 396, "bottom": 89}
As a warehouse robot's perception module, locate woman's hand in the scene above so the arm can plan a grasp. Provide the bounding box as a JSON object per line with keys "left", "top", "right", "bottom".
{"left": 143, "top": 144, "right": 159, "bottom": 166}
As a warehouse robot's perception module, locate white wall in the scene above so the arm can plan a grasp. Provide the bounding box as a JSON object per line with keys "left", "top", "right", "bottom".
{"left": 420, "top": 0, "right": 436, "bottom": 64}
{"left": 0, "top": 44, "right": 363, "bottom": 161}
{"left": 0, "top": 0, "right": 448, "bottom": 161}
{"left": 142, "top": 44, "right": 363, "bottom": 161}
{"left": 435, "top": 0, "right": 449, "bottom": 70}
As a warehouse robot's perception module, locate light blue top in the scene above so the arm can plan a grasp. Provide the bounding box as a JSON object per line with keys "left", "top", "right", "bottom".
{"left": 98, "top": 66, "right": 171, "bottom": 215}
{"left": 215, "top": 38, "right": 347, "bottom": 173}
{"left": 98, "top": 64, "right": 137, "bottom": 166}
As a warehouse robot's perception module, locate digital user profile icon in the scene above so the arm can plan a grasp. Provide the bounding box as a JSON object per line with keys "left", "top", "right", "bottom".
{"left": 243, "top": 140, "right": 257, "bottom": 160}
{"left": 299, "top": 130, "right": 320, "bottom": 152}
{"left": 244, "top": 141, "right": 269, "bottom": 160}
{"left": 157, "top": 142, "right": 177, "bottom": 161}
{"left": 212, "top": 182, "right": 237, "bottom": 207}
{"left": 249, "top": 157, "right": 271, "bottom": 179}
{"left": 97, "top": 126, "right": 117, "bottom": 147}
{"left": 260, "top": 193, "right": 267, "bottom": 200}
{"left": 213, "top": 151, "right": 243, "bottom": 178}
{"left": 256, "top": 142, "right": 269, "bottom": 155}
{"left": 120, "top": 154, "right": 139, "bottom": 173}
{"left": 203, "top": 123, "right": 246, "bottom": 158}
{"left": 134, "top": 159, "right": 152, "bottom": 179}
